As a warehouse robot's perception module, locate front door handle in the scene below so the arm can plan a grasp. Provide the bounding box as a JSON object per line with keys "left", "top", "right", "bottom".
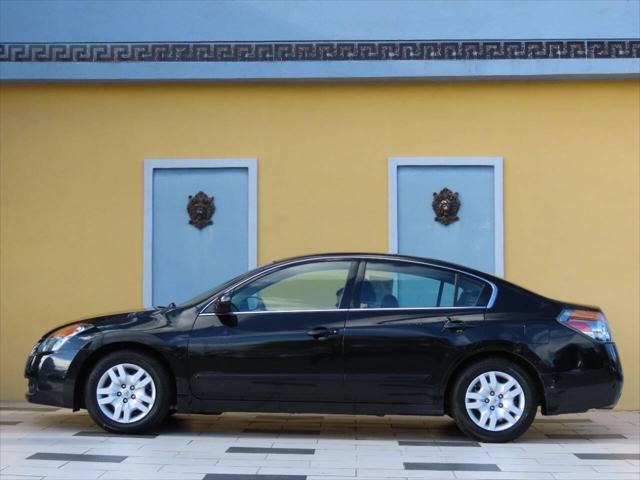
{"left": 443, "top": 319, "right": 473, "bottom": 332}
{"left": 306, "top": 327, "right": 338, "bottom": 340}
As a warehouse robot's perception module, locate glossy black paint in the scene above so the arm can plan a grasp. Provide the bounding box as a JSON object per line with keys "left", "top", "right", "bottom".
{"left": 25, "top": 253, "right": 623, "bottom": 417}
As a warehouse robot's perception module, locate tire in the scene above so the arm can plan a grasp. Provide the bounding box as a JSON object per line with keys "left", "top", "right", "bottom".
{"left": 450, "top": 358, "right": 537, "bottom": 443}
{"left": 84, "top": 351, "right": 171, "bottom": 434}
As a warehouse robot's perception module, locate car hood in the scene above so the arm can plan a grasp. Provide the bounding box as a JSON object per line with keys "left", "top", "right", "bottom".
{"left": 40, "top": 308, "right": 168, "bottom": 338}
{"left": 84, "top": 309, "right": 159, "bottom": 329}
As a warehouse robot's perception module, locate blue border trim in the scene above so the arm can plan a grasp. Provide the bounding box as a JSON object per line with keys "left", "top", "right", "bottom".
{"left": 388, "top": 157, "right": 504, "bottom": 277}
{"left": 143, "top": 159, "right": 258, "bottom": 309}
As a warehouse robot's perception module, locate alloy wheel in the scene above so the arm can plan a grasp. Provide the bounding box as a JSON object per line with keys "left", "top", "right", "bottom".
{"left": 96, "top": 363, "right": 156, "bottom": 424}
{"left": 464, "top": 370, "right": 525, "bottom": 432}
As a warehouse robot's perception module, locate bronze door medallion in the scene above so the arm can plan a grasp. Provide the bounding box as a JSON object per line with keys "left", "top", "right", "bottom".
{"left": 187, "top": 191, "right": 215, "bottom": 229}
{"left": 432, "top": 187, "right": 460, "bottom": 225}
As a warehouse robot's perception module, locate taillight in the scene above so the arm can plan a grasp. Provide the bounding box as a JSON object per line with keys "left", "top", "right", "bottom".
{"left": 558, "top": 309, "right": 611, "bottom": 342}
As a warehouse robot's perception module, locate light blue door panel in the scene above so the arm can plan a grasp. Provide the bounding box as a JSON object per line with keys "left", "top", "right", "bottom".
{"left": 152, "top": 168, "right": 249, "bottom": 306}
{"left": 397, "top": 165, "right": 495, "bottom": 274}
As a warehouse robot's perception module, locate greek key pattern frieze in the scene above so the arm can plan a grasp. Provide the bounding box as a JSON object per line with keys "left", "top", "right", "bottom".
{"left": 1, "top": 39, "right": 638, "bottom": 62}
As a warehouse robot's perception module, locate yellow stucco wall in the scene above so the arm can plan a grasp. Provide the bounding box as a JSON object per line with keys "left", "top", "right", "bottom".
{"left": 1, "top": 81, "right": 638, "bottom": 409}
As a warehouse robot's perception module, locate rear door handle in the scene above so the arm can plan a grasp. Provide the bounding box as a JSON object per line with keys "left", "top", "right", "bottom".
{"left": 443, "top": 319, "right": 473, "bottom": 331}
{"left": 306, "top": 327, "right": 338, "bottom": 340}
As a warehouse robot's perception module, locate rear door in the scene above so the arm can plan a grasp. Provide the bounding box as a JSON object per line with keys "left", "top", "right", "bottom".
{"left": 343, "top": 260, "right": 490, "bottom": 412}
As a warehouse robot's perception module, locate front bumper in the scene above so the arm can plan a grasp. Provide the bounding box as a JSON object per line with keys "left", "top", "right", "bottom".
{"left": 542, "top": 342, "right": 623, "bottom": 415}
{"left": 24, "top": 339, "right": 95, "bottom": 409}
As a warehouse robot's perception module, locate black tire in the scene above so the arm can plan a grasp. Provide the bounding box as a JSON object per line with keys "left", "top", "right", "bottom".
{"left": 84, "top": 351, "right": 171, "bottom": 434}
{"left": 450, "top": 358, "right": 537, "bottom": 443}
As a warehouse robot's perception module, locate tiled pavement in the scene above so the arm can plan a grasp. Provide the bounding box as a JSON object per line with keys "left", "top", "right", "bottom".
{"left": 0, "top": 402, "right": 638, "bottom": 480}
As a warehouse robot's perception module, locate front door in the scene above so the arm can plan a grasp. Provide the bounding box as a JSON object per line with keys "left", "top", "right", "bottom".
{"left": 343, "top": 260, "right": 489, "bottom": 412}
{"left": 189, "top": 260, "right": 357, "bottom": 404}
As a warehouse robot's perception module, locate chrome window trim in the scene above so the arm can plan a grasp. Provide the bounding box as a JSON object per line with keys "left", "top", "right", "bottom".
{"left": 199, "top": 309, "right": 339, "bottom": 315}
{"left": 199, "top": 254, "right": 498, "bottom": 315}
{"left": 198, "top": 305, "right": 485, "bottom": 316}
{"left": 347, "top": 306, "right": 486, "bottom": 312}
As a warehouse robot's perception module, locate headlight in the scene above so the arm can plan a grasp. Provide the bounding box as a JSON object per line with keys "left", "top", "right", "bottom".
{"left": 38, "top": 323, "right": 93, "bottom": 353}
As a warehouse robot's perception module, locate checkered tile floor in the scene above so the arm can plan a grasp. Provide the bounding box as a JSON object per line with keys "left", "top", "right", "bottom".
{"left": 0, "top": 402, "right": 638, "bottom": 479}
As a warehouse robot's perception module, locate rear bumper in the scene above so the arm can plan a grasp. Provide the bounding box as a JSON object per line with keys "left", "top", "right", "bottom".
{"left": 542, "top": 342, "right": 623, "bottom": 415}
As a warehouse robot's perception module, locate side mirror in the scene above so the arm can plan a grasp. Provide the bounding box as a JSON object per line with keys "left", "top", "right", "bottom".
{"left": 216, "top": 293, "right": 233, "bottom": 314}
{"left": 216, "top": 293, "right": 237, "bottom": 326}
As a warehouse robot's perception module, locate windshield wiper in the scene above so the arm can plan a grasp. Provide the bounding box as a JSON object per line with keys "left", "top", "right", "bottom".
{"left": 155, "top": 302, "right": 176, "bottom": 310}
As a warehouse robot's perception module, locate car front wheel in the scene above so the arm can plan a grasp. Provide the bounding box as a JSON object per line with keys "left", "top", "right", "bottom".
{"left": 451, "top": 358, "right": 537, "bottom": 442}
{"left": 85, "top": 351, "right": 171, "bottom": 434}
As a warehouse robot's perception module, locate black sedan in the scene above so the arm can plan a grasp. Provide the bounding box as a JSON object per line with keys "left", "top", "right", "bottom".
{"left": 25, "top": 253, "right": 623, "bottom": 442}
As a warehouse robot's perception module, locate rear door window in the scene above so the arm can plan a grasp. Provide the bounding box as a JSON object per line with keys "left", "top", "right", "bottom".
{"left": 358, "top": 261, "right": 490, "bottom": 308}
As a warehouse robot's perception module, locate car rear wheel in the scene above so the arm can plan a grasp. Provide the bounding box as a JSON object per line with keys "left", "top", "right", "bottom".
{"left": 451, "top": 358, "right": 537, "bottom": 442}
{"left": 85, "top": 351, "right": 171, "bottom": 434}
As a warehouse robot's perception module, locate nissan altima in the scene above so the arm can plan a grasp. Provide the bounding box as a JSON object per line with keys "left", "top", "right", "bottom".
{"left": 25, "top": 253, "right": 623, "bottom": 442}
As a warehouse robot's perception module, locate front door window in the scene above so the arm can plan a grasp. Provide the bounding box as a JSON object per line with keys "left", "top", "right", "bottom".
{"left": 231, "top": 261, "right": 352, "bottom": 312}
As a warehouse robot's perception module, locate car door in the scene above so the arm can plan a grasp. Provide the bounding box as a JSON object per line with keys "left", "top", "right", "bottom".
{"left": 188, "top": 259, "right": 357, "bottom": 405}
{"left": 343, "top": 259, "right": 491, "bottom": 413}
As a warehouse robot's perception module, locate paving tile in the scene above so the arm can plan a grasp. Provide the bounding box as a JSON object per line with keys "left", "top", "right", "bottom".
{"left": 256, "top": 414, "right": 324, "bottom": 420}
{"left": 161, "top": 464, "right": 259, "bottom": 475}
{"left": 496, "top": 462, "right": 595, "bottom": 473}
{"left": 546, "top": 433, "right": 627, "bottom": 440}
{"left": 218, "top": 459, "right": 310, "bottom": 468}
{"left": 27, "top": 452, "right": 126, "bottom": 463}
{"left": 227, "top": 447, "right": 315, "bottom": 455}
{"left": 398, "top": 440, "right": 480, "bottom": 447}
{"left": 176, "top": 449, "right": 260, "bottom": 459}
{"left": 535, "top": 418, "right": 594, "bottom": 423}
{"left": 551, "top": 473, "right": 640, "bottom": 479}
{"left": 73, "top": 430, "right": 158, "bottom": 439}
{"left": 86, "top": 445, "right": 178, "bottom": 457}
{"left": 243, "top": 428, "right": 321, "bottom": 435}
{"left": 270, "top": 440, "right": 319, "bottom": 448}
{"left": 1, "top": 465, "right": 105, "bottom": 479}
{"left": 404, "top": 462, "right": 500, "bottom": 471}
{"left": 124, "top": 455, "right": 218, "bottom": 466}
{"left": 357, "top": 469, "right": 455, "bottom": 478}
{"left": 260, "top": 467, "right": 356, "bottom": 476}
{"left": 0, "top": 476, "right": 46, "bottom": 480}
{"left": 308, "top": 477, "right": 408, "bottom": 480}
{"left": 591, "top": 464, "right": 640, "bottom": 473}
{"left": 455, "top": 473, "right": 554, "bottom": 479}
{"left": 100, "top": 471, "right": 204, "bottom": 479}
{"left": 3, "top": 459, "right": 68, "bottom": 468}
{"left": 57, "top": 461, "right": 163, "bottom": 474}
{"left": 203, "top": 475, "right": 306, "bottom": 480}
{"left": 312, "top": 458, "right": 403, "bottom": 468}
{"left": 575, "top": 453, "right": 640, "bottom": 460}
{"left": 0, "top": 444, "right": 92, "bottom": 455}
{"left": 0, "top": 406, "right": 59, "bottom": 412}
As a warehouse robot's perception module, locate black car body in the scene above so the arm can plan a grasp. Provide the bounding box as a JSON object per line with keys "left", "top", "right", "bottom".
{"left": 25, "top": 253, "right": 623, "bottom": 441}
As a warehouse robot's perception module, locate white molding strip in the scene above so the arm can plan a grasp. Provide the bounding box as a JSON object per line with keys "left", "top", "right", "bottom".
{"left": 143, "top": 158, "right": 258, "bottom": 308}
{"left": 388, "top": 156, "right": 504, "bottom": 277}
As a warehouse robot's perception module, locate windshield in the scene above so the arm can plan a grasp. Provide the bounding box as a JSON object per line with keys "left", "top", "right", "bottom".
{"left": 177, "top": 264, "right": 273, "bottom": 308}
